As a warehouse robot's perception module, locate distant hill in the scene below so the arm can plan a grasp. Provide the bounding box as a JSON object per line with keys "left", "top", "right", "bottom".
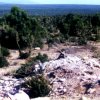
{"left": 0, "top": 4, "right": 100, "bottom": 16}
{"left": 0, "top": 2, "right": 5, "bottom": 4}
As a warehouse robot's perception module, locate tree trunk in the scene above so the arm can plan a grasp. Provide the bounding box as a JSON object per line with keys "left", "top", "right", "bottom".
{"left": 28, "top": 35, "right": 34, "bottom": 55}
{"left": 16, "top": 32, "right": 22, "bottom": 56}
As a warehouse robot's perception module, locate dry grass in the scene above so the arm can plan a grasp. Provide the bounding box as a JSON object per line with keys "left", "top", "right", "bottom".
{"left": 0, "top": 50, "right": 26, "bottom": 76}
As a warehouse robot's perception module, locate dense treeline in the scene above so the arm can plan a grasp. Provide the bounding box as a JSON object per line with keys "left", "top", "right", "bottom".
{"left": 0, "top": 6, "right": 100, "bottom": 50}
{"left": 37, "top": 13, "right": 100, "bottom": 45}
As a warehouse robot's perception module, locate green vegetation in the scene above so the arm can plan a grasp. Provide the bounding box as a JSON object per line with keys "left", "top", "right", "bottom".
{"left": 1, "top": 47, "right": 10, "bottom": 57}
{"left": 33, "top": 53, "right": 48, "bottom": 63}
{"left": 19, "top": 52, "right": 30, "bottom": 59}
{"left": 0, "top": 6, "right": 100, "bottom": 67}
{"left": 0, "top": 7, "right": 100, "bottom": 51}
{"left": 15, "top": 57, "right": 35, "bottom": 78}
{"left": 15, "top": 53, "right": 50, "bottom": 98}
{"left": 15, "top": 53, "right": 48, "bottom": 78}
{"left": 21, "top": 76, "right": 50, "bottom": 98}
{"left": 0, "top": 44, "right": 9, "bottom": 68}
{"left": 0, "top": 7, "right": 47, "bottom": 57}
{"left": 0, "top": 6, "right": 100, "bottom": 65}
{"left": 0, "top": 56, "right": 9, "bottom": 68}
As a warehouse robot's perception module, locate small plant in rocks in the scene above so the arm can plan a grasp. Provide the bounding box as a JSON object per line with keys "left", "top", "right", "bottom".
{"left": 21, "top": 75, "right": 51, "bottom": 98}
{"left": 15, "top": 60, "right": 35, "bottom": 78}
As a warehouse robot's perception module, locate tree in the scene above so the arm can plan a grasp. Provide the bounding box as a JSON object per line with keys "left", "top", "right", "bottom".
{"left": 0, "top": 26, "right": 9, "bottom": 67}
{"left": 91, "top": 14, "right": 100, "bottom": 41}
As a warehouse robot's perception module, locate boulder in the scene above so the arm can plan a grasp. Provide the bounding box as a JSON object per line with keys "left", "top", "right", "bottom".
{"left": 80, "top": 96, "right": 91, "bottom": 100}
{"left": 88, "top": 88, "right": 96, "bottom": 94}
{"left": 8, "top": 90, "right": 30, "bottom": 100}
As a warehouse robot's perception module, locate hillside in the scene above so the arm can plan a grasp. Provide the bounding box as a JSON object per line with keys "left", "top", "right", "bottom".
{"left": 0, "top": 6, "right": 100, "bottom": 100}
{"left": 0, "top": 42, "right": 99, "bottom": 100}
{"left": 0, "top": 4, "right": 100, "bottom": 16}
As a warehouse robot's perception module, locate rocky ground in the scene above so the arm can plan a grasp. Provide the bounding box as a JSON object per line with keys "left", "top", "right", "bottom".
{"left": 44, "top": 55, "right": 100, "bottom": 99}
{"left": 0, "top": 42, "right": 100, "bottom": 100}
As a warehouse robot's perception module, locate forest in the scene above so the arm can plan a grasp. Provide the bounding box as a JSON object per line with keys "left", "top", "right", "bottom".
{"left": 0, "top": 6, "right": 100, "bottom": 46}
{"left": 0, "top": 6, "right": 100, "bottom": 57}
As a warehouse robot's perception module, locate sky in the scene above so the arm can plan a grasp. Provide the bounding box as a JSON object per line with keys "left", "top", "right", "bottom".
{"left": 0, "top": 0, "right": 100, "bottom": 5}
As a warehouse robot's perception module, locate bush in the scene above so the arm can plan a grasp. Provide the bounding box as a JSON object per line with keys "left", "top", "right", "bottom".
{"left": 33, "top": 39, "right": 43, "bottom": 49}
{"left": 15, "top": 53, "right": 48, "bottom": 78}
{"left": 0, "top": 56, "right": 9, "bottom": 68}
{"left": 15, "top": 61, "right": 35, "bottom": 78}
{"left": 34, "top": 53, "right": 48, "bottom": 63}
{"left": 21, "top": 76, "right": 50, "bottom": 98}
{"left": 1, "top": 47, "right": 10, "bottom": 57}
{"left": 77, "top": 37, "right": 87, "bottom": 45}
{"left": 19, "top": 52, "right": 30, "bottom": 59}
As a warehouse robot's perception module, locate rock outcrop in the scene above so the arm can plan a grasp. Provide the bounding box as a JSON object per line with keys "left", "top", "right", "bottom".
{"left": 0, "top": 76, "right": 26, "bottom": 100}
{"left": 0, "top": 54, "right": 100, "bottom": 99}
{"left": 43, "top": 55, "right": 100, "bottom": 99}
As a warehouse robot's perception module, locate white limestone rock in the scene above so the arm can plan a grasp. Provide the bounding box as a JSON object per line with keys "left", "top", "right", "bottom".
{"left": 8, "top": 90, "right": 30, "bottom": 100}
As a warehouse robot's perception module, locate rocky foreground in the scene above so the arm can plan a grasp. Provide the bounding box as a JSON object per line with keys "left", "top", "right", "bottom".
{"left": 0, "top": 44, "right": 100, "bottom": 100}
{"left": 0, "top": 55, "right": 100, "bottom": 99}
{"left": 44, "top": 54, "right": 100, "bottom": 99}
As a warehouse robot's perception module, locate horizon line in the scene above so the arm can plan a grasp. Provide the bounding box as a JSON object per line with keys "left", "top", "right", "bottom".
{"left": 0, "top": 3, "right": 100, "bottom": 6}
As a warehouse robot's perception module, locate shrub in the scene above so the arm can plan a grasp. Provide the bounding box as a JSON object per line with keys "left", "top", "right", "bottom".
{"left": 0, "top": 56, "right": 9, "bottom": 68}
{"left": 33, "top": 39, "right": 43, "bottom": 49}
{"left": 1, "top": 47, "right": 10, "bottom": 57}
{"left": 34, "top": 53, "right": 48, "bottom": 63}
{"left": 68, "top": 36, "right": 78, "bottom": 43}
{"left": 77, "top": 37, "right": 87, "bottom": 45}
{"left": 15, "top": 53, "right": 48, "bottom": 78}
{"left": 19, "top": 52, "right": 30, "bottom": 59}
{"left": 15, "top": 59, "right": 35, "bottom": 78}
{"left": 21, "top": 76, "right": 50, "bottom": 98}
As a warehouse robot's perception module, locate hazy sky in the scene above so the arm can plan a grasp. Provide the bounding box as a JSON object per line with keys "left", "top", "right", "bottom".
{"left": 1, "top": 0, "right": 100, "bottom": 5}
